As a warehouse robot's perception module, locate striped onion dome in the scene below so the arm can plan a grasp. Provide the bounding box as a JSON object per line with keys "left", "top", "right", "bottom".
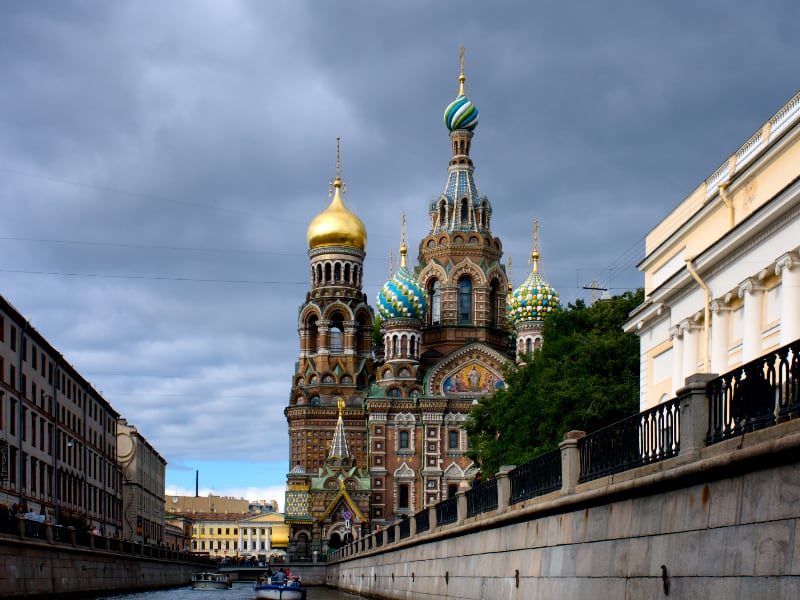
{"left": 508, "top": 250, "right": 560, "bottom": 324}
{"left": 444, "top": 94, "right": 479, "bottom": 132}
{"left": 376, "top": 243, "right": 427, "bottom": 321}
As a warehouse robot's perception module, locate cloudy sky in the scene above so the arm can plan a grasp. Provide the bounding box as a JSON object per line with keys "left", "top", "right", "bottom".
{"left": 2, "top": 1, "right": 798, "bottom": 509}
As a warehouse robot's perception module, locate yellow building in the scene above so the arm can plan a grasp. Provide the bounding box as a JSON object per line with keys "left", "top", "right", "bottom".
{"left": 626, "top": 90, "right": 800, "bottom": 409}
{"left": 190, "top": 511, "right": 288, "bottom": 560}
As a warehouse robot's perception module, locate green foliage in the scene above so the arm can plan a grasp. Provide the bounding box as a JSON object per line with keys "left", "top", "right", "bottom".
{"left": 464, "top": 289, "right": 644, "bottom": 475}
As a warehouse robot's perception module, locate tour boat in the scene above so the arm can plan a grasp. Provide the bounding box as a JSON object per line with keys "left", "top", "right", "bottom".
{"left": 253, "top": 578, "right": 306, "bottom": 599}
{"left": 190, "top": 572, "right": 231, "bottom": 590}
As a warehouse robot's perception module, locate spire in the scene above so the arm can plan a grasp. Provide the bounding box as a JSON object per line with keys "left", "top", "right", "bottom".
{"left": 458, "top": 45, "right": 466, "bottom": 96}
{"left": 531, "top": 219, "right": 540, "bottom": 274}
{"left": 399, "top": 213, "right": 408, "bottom": 268}
{"left": 328, "top": 397, "right": 350, "bottom": 459}
{"left": 507, "top": 254, "right": 513, "bottom": 294}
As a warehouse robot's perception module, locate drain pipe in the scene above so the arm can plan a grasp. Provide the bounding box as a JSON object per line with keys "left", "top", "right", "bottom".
{"left": 718, "top": 182, "right": 735, "bottom": 229}
{"left": 685, "top": 257, "right": 710, "bottom": 373}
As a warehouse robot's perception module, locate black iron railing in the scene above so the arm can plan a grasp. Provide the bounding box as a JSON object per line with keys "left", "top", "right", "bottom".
{"left": 435, "top": 496, "right": 458, "bottom": 526}
{"left": 375, "top": 529, "right": 384, "bottom": 547}
{"left": 707, "top": 339, "right": 800, "bottom": 444}
{"left": 466, "top": 478, "right": 498, "bottom": 518}
{"left": 398, "top": 517, "right": 411, "bottom": 539}
{"left": 509, "top": 448, "right": 562, "bottom": 505}
{"left": 387, "top": 526, "right": 396, "bottom": 544}
{"left": 414, "top": 508, "right": 429, "bottom": 534}
{"left": 579, "top": 399, "right": 680, "bottom": 483}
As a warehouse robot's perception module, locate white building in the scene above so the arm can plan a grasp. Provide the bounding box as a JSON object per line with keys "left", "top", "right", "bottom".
{"left": 626, "top": 90, "right": 800, "bottom": 410}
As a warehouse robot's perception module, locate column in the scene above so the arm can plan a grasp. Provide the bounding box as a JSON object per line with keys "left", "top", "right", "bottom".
{"left": 739, "top": 278, "right": 765, "bottom": 362}
{"left": 317, "top": 322, "right": 330, "bottom": 355}
{"left": 246, "top": 526, "right": 251, "bottom": 555}
{"left": 681, "top": 320, "right": 700, "bottom": 380}
{"left": 710, "top": 300, "right": 731, "bottom": 375}
{"left": 266, "top": 526, "right": 271, "bottom": 553}
{"left": 776, "top": 252, "right": 800, "bottom": 346}
{"left": 670, "top": 326, "right": 684, "bottom": 397}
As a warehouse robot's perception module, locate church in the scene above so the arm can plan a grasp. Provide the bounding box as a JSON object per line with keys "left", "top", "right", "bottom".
{"left": 282, "top": 53, "right": 559, "bottom": 560}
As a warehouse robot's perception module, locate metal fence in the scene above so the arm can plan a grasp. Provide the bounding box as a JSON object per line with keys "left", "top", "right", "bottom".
{"left": 435, "top": 496, "right": 458, "bottom": 526}
{"left": 509, "top": 448, "right": 562, "bottom": 505}
{"left": 466, "top": 477, "right": 498, "bottom": 518}
{"left": 707, "top": 339, "right": 799, "bottom": 444}
{"left": 578, "top": 399, "right": 680, "bottom": 483}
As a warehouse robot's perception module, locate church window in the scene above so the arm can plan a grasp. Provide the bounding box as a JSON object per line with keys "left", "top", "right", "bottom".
{"left": 458, "top": 277, "right": 472, "bottom": 324}
{"left": 429, "top": 280, "right": 441, "bottom": 325}
{"left": 392, "top": 336, "right": 399, "bottom": 356}
{"left": 334, "top": 263, "right": 341, "bottom": 282}
{"left": 460, "top": 198, "right": 469, "bottom": 226}
{"left": 344, "top": 263, "right": 351, "bottom": 283}
{"left": 330, "top": 313, "right": 344, "bottom": 352}
{"left": 399, "top": 430, "right": 409, "bottom": 449}
{"left": 438, "top": 201, "right": 446, "bottom": 230}
{"left": 526, "top": 338, "right": 533, "bottom": 353}
{"left": 353, "top": 265, "right": 359, "bottom": 286}
{"left": 409, "top": 336, "right": 416, "bottom": 357}
{"left": 387, "top": 388, "right": 401, "bottom": 398}
{"left": 324, "top": 262, "right": 332, "bottom": 283}
{"left": 490, "top": 280, "right": 501, "bottom": 326}
{"left": 398, "top": 484, "right": 409, "bottom": 509}
{"left": 534, "top": 338, "right": 543, "bottom": 350}
{"left": 449, "top": 430, "right": 459, "bottom": 449}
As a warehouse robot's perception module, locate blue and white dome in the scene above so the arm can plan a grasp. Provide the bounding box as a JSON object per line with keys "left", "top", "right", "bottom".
{"left": 376, "top": 246, "right": 427, "bottom": 321}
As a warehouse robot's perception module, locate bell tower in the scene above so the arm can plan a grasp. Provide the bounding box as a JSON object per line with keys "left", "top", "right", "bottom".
{"left": 285, "top": 139, "right": 374, "bottom": 474}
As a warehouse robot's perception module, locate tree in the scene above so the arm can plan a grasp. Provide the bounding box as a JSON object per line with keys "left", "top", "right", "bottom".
{"left": 464, "top": 289, "right": 643, "bottom": 475}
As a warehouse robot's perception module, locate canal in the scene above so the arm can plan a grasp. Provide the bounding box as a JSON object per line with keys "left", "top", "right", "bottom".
{"left": 99, "top": 584, "right": 368, "bottom": 600}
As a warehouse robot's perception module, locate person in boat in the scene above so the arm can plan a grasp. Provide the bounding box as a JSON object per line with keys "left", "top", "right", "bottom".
{"left": 272, "top": 568, "right": 287, "bottom": 584}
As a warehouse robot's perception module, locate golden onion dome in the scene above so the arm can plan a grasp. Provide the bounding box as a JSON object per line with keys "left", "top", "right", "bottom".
{"left": 307, "top": 176, "right": 367, "bottom": 251}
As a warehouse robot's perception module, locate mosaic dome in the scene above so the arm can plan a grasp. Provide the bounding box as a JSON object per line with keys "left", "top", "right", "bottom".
{"left": 508, "top": 252, "right": 560, "bottom": 324}
{"left": 376, "top": 247, "right": 427, "bottom": 321}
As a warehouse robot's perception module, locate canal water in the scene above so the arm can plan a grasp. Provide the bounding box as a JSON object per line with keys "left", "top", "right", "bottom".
{"left": 99, "top": 583, "right": 368, "bottom": 600}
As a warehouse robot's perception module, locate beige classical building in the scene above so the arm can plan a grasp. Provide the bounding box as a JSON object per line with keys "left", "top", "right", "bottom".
{"left": 118, "top": 418, "right": 166, "bottom": 544}
{"left": 626, "top": 90, "right": 800, "bottom": 409}
{"left": 190, "top": 511, "right": 288, "bottom": 560}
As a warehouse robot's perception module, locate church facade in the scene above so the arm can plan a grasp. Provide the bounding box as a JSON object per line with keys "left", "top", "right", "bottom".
{"left": 283, "top": 56, "right": 559, "bottom": 559}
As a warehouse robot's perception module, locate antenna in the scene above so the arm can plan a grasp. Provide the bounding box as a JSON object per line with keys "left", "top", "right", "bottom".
{"left": 582, "top": 279, "right": 608, "bottom": 303}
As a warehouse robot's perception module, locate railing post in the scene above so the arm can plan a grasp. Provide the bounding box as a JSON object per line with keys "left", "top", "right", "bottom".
{"left": 677, "top": 373, "right": 717, "bottom": 461}
{"left": 456, "top": 486, "right": 468, "bottom": 523}
{"left": 428, "top": 505, "right": 437, "bottom": 530}
{"left": 559, "top": 430, "right": 585, "bottom": 495}
{"left": 495, "top": 465, "right": 514, "bottom": 512}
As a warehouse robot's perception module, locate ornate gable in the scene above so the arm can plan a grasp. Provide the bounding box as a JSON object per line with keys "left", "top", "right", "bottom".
{"left": 423, "top": 342, "right": 508, "bottom": 396}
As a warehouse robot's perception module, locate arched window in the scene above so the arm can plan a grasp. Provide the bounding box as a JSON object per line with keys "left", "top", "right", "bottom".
{"left": 316, "top": 264, "right": 322, "bottom": 285}
{"left": 460, "top": 199, "right": 469, "bottom": 227}
{"left": 399, "top": 430, "right": 410, "bottom": 449}
{"left": 334, "top": 263, "right": 341, "bottom": 282}
{"left": 392, "top": 335, "right": 399, "bottom": 357}
{"left": 458, "top": 277, "right": 472, "bottom": 324}
{"left": 526, "top": 338, "right": 532, "bottom": 353}
{"left": 324, "top": 263, "right": 332, "bottom": 283}
{"left": 430, "top": 280, "right": 441, "bottom": 325}
{"left": 353, "top": 265, "right": 359, "bottom": 287}
{"left": 307, "top": 316, "right": 318, "bottom": 353}
{"left": 344, "top": 263, "right": 351, "bottom": 283}
{"left": 330, "top": 313, "right": 344, "bottom": 353}
{"left": 409, "top": 336, "right": 416, "bottom": 357}
{"left": 438, "top": 201, "right": 446, "bottom": 230}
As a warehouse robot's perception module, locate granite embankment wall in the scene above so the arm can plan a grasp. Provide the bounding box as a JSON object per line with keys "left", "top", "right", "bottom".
{"left": 0, "top": 535, "right": 201, "bottom": 599}
{"left": 327, "top": 412, "right": 800, "bottom": 598}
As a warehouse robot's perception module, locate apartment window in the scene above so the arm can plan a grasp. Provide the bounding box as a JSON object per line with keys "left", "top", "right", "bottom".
{"left": 0, "top": 315, "right": 4, "bottom": 341}
{"left": 10, "top": 326, "right": 16, "bottom": 351}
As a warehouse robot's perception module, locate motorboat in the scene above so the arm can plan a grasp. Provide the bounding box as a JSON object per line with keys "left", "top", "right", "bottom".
{"left": 191, "top": 572, "right": 231, "bottom": 590}
{"left": 253, "top": 577, "right": 306, "bottom": 599}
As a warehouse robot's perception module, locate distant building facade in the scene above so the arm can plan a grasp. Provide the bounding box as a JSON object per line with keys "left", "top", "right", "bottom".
{"left": 626, "top": 91, "right": 800, "bottom": 409}
{"left": 189, "top": 511, "right": 288, "bottom": 560}
{"left": 0, "top": 293, "right": 123, "bottom": 536}
{"left": 117, "top": 418, "right": 166, "bottom": 544}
